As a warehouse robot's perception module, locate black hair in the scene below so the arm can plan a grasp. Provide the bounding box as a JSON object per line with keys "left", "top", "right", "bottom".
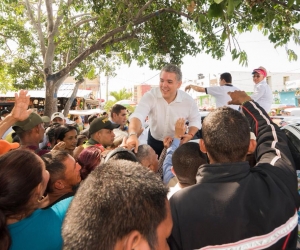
{"left": 172, "top": 142, "right": 207, "bottom": 185}
{"left": 202, "top": 107, "right": 250, "bottom": 162}
{"left": 220, "top": 72, "right": 232, "bottom": 83}
{"left": 110, "top": 104, "right": 127, "bottom": 118}
{"left": 62, "top": 160, "right": 168, "bottom": 250}
{"left": 41, "top": 151, "right": 69, "bottom": 193}
{"left": 54, "top": 125, "right": 78, "bottom": 145}
{"left": 104, "top": 148, "right": 137, "bottom": 163}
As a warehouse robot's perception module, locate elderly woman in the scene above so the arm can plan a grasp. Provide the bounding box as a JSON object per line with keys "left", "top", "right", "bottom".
{"left": 0, "top": 149, "right": 72, "bottom": 250}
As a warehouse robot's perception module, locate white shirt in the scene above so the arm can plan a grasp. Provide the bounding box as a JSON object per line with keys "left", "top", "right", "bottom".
{"left": 167, "top": 183, "right": 182, "bottom": 200}
{"left": 206, "top": 84, "right": 240, "bottom": 110}
{"left": 130, "top": 88, "right": 202, "bottom": 141}
{"left": 250, "top": 79, "right": 272, "bottom": 113}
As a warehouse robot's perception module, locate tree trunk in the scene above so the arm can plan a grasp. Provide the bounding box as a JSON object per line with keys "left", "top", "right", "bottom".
{"left": 44, "top": 79, "right": 55, "bottom": 117}
{"left": 63, "top": 78, "right": 84, "bottom": 117}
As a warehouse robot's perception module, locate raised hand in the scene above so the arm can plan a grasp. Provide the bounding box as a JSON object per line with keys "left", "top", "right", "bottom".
{"left": 185, "top": 85, "right": 191, "bottom": 92}
{"left": 163, "top": 136, "right": 173, "bottom": 149}
{"left": 174, "top": 118, "right": 186, "bottom": 139}
{"left": 12, "top": 90, "right": 32, "bottom": 121}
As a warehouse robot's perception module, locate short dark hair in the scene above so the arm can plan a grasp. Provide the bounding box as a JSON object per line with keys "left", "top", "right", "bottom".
{"left": 0, "top": 149, "right": 43, "bottom": 248}
{"left": 46, "top": 123, "right": 61, "bottom": 146}
{"left": 161, "top": 64, "right": 182, "bottom": 82}
{"left": 41, "top": 151, "right": 69, "bottom": 192}
{"left": 104, "top": 148, "right": 137, "bottom": 163}
{"left": 62, "top": 160, "right": 168, "bottom": 250}
{"left": 87, "top": 114, "right": 98, "bottom": 124}
{"left": 172, "top": 142, "right": 207, "bottom": 185}
{"left": 110, "top": 104, "right": 126, "bottom": 117}
{"left": 202, "top": 107, "right": 250, "bottom": 162}
{"left": 220, "top": 72, "right": 232, "bottom": 83}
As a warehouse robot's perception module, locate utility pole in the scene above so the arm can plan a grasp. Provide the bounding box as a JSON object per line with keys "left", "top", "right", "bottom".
{"left": 98, "top": 74, "right": 102, "bottom": 102}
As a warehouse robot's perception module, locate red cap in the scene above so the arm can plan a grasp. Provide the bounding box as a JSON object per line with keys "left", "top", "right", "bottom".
{"left": 0, "top": 140, "right": 20, "bottom": 155}
{"left": 252, "top": 68, "right": 267, "bottom": 77}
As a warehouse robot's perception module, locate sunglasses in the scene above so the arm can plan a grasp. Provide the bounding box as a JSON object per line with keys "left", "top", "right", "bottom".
{"left": 252, "top": 75, "right": 261, "bottom": 78}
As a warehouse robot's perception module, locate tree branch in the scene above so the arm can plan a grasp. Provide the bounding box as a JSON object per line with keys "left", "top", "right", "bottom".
{"left": 74, "top": 17, "right": 98, "bottom": 28}
{"left": 45, "top": 0, "right": 54, "bottom": 33}
{"left": 135, "top": 0, "right": 154, "bottom": 20}
{"left": 24, "top": 0, "right": 46, "bottom": 59}
{"left": 48, "top": 7, "right": 198, "bottom": 82}
{"left": 71, "top": 13, "right": 93, "bottom": 20}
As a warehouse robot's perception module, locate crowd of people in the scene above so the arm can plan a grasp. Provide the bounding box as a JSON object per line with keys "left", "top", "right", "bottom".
{"left": 0, "top": 64, "right": 299, "bottom": 250}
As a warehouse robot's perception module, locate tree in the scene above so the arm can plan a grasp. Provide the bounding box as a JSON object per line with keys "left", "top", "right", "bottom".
{"left": 1, "top": 0, "right": 299, "bottom": 116}
{"left": 104, "top": 88, "right": 134, "bottom": 112}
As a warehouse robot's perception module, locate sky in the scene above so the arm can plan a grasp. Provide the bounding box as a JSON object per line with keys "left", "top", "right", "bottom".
{"left": 103, "top": 28, "right": 300, "bottom": 95}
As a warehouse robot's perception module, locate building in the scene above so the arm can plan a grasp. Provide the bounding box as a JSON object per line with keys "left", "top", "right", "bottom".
{"left": 278, "top": 79, "right": 300, "bottom": 106}
{"left": 181, "top": 71, "right": 300, "bottom": 109}
{"left": 132, "top": 84, "right": 156, "bottom": 103}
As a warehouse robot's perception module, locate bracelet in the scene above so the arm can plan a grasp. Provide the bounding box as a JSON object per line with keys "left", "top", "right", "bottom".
{"left": 129, "top": 132, "right": 137, "bottom": 137}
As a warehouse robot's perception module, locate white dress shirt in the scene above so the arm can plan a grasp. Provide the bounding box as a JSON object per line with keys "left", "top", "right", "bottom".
{"left": 206, "top": 84, "right": 240, "bottom": 110}
{"left": 167, "top": 183, "right": 182, "bottom": 200}
{"left": 250, "top": 79, "right": 272, "bottom": 113}
{"left": 130, "top": 88, "right": 202, "bottom": 141}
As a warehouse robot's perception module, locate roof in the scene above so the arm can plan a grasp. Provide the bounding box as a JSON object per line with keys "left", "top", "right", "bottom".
{"left": 0, "top": 89, "right": 92, "bottom": 99}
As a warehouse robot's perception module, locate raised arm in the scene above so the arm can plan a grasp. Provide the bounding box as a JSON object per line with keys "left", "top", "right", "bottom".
{"left": 163, "top": 118, "right": 186, "bottom": 185}
{"left": 185, "top": 84, "right": 205, "bottom": 93}
{"left": 228, "top": 91, "right": 295, "bottom": 172}
{"left": 0, "top": 90, "right": 32, "bottom": 138}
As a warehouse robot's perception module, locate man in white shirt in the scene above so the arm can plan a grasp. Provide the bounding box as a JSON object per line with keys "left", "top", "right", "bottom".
{"left": 185, "top": 72, "right": 240, "bottom": 110}
{"left": 126, "top": 64, "right": 202, "bottom": 156}
{"left": 250, "top": 67, "right": 272, "bottom": 113}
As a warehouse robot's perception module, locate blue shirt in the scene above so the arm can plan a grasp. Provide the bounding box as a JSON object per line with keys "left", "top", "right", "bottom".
{"left": 163, "top": 138, "right": 180, "bottom": 184}
{"left": 8, "top": 197, "right": 73, "bottom": 250}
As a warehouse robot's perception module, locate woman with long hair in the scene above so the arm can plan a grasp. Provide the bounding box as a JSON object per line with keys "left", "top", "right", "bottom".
{"left": 0, "top": 149, "right": 72, "bottom": 250}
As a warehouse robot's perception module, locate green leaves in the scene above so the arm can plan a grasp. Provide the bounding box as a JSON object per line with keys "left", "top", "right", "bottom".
{"left": 208, "top": 3, "right": 224, "bottom": 18}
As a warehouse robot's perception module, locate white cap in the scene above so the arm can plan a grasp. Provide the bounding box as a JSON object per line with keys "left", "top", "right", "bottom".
{"left": 51, "top": 112, "right": 64, "bottom": 121}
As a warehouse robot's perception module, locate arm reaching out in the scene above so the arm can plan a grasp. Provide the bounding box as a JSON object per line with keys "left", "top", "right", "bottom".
{"left": 185, "top": 84, "right": 206, "bottom": 93}
{"left": 126, "top": 117, "right": 142, "bottom": 153}
{"left": 0, "top": 90, "right": 32, "bottom": 138}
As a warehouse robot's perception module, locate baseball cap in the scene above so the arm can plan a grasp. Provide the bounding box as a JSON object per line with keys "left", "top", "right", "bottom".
{"left": 89, "top": 117, "right": 119, "bottom": 135}
{"left": 252, "top": 68, "right": 267, "bottom": 77}
{"left": 0, "top": 140, "right": 20, "bottom": 155}
{"left": 12, "top": 112, "right": 49, "bottom": 133}
{"left": 1, "top": 110, "right": 10, "bottom": 116}
{"left": 51, "top": 112, "right": 65, "bottom": 121}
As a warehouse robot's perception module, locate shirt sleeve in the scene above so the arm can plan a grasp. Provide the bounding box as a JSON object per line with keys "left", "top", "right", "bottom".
{"left": 250, "top": 84, "right": 264, "bottom": 101}
{"left": 206, "top": 86, "right": 221, "bottom": 97}
{"left": 187, "top": 99, "right": 202, "bottom": 129}
{"left": 129, "top": 91, "right": 153, "bottom": 125}
{"left": 163, "top": 138, "right": 180, "bottom": 184}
